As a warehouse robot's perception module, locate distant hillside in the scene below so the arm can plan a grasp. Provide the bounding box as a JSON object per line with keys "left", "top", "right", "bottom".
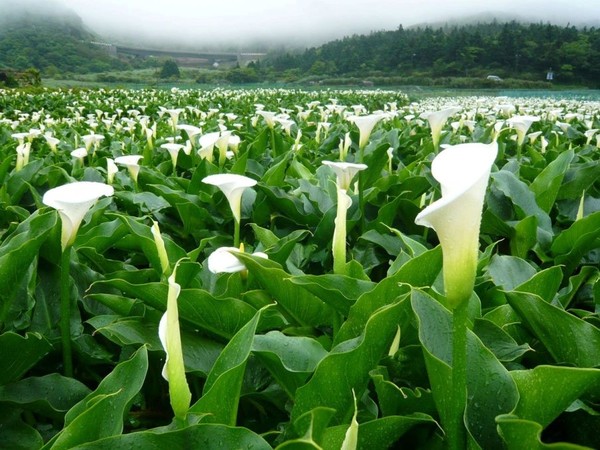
{"left": 409, "top": 11, "right": 600, "bottom": 30}
{"left": 0, "top": 0, "right": 128, "bottom": 75}
{"left": 267, "top": 20, "right": 600, "bottom": 87}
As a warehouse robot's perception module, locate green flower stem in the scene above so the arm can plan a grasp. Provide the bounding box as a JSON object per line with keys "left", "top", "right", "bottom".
{"left": 270, "top": 128, "right": 277, "bottom": 158}
{"left": 60, "top": 247, "right": 74, "bottom": 378}
{"left": 332, "top": 189, "right": 349, "bottom": 275}
{"left": 448, "top": 299, "right": 468, "bottom": 450}
{"left": 234, "top": 218, "right": 241, "bottom": 248}
{"left": 358, "top": 171, "right": 365, "bottom": 233}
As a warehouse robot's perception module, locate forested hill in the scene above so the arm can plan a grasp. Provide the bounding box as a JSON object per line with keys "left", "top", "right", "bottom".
{"left": 267, "top": 21, "right": 600, "bottom": 87}
{"left": 0, "top": 3, "right": 127, "bottom": 76}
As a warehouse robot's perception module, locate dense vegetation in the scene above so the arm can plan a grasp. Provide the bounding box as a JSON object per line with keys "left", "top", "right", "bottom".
{"left": 1, "top": 5, "right": 599, "bottom": 88}
{"left": 1, "top": 86, "right": 599, "bottom": 449}
{"left": 0, "top": 9, "right": 132, "bottom": 77}
{"left": 267, "top": 21, "right": 600, "bottom": 87}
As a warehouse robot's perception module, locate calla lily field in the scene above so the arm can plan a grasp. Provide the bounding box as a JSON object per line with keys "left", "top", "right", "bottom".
{"left": 0, "top": 86, "right": 599, "bottom": 449}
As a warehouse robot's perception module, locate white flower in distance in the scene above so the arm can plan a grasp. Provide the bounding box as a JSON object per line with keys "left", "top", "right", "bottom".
{"left": 415, "top": 142, "right": 497, "bottom": 308}
{"left": 15, "top": 142, "right": 31, "bottom": 171}
{"left": 338, "top": 132, "right": 352, "bottom": 160}
{"left": 507, "top": 115, "right": 540, "bottom": 147}
{"left": 202, "top": 174, "right": 257, "bottom": 224}
{"left": 198, "top": 131, "right": 220, "bottom": 161}
{"left": 208, "top": 246, "right": 268, "bottom": 274}
{"left": 256, "top": 110, "right": 277, "bottom": 128}
{"left": 43, "top": 181, "right": 114, "bottom": 251}
{"left": 177, "top": 124, "right": 202, "bottom": 143}
{"left": 106, "top": 158, "right": 118, "bottom": 185}
{"left": 115, "top": 155, "right": 143, "bottom": 184}
{"left": 347, "top": 113, "right": 385, "bottom": 150}
{"left": 421, "top": 106, "right": 461, "bottom": 150}
{"left": 44, "top": 133, "right": 60, "bottom": 153}
{"left": 160, "top": 142, "right": 185, "bottom": 169}
{"left": 82, "top": 133, "right": 105, "bottom": 152}
{"left": 322, "top": 160, "right": 368, "bottom": 191}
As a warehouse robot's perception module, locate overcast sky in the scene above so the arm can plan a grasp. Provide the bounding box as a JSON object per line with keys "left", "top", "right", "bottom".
{"left": 55, "top": 0, "right": 600, "bottom": 48}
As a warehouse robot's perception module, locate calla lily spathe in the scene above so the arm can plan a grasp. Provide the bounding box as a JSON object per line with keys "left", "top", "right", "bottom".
{"left": 42, "top": 181, "right": 114, "bottom": 251}
{"left": 421, "top": 106, "right": 461, "bottom": 150}
{"left": 202, "top": 174, "right": 257, "bottom": 224}
{"left": 347, "top": 113, "right": 385, "bottom": 151}
{"left": 106, "top": 158, "right": 118, "bottom": 185}
{"left": 207, "top": 246, "right": 268, "bottom": 274}
{"left": 506, "top": 115, "right": 540, "bottom": 147}
{"left": 415, "top": 142, "right": 497, "bottom": 308}
{"left": 158, "top": 262, "right": 191, "bottom": 419}
{"left": 115, "top": 155, "right": 143, "bottom": 184}
{"left": 322, "top": 160, "right": 367, "bottom": 192}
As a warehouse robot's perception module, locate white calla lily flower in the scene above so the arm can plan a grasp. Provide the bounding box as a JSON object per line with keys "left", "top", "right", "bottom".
{"left": 158, "top": 261, "right": 191, "bottom": 419}
{"left": 106, "top": 158, "right": 118, "bottom": 185}
{"left": 507, "top": 115, "right": 540, "bottom": 147}
{"left": 347, "top": 113, "right": 385, "bottom": 151}
{"left": 15, "top": 142, "right": 31, "bottom": 171}
{"left": 115, "top": 155, "right": 143, "bottom": 184}
{"left": 322, "top": 161, "right": 368, "bottom": 191}
{"left": 207, "top": 246, "right": 268, "bottom": 274}
{"left": 421, "top": 106, "right": 461, "bottom": 150}
{"left": 160, "top": 142, "right": 185, "bottom": 170}
{"left": 415, "top": 142, "right": 497, "bottom": 308}
{"left": 202, "top": 174, "right": 257, "bottom": 224}
{"left": 42, "top": 181, "right": 114, "bottom": 251}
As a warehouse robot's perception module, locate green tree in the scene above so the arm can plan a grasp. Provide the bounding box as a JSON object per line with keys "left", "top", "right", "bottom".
{"left": 159, "top": 60, "right": 180, "bottom": 79}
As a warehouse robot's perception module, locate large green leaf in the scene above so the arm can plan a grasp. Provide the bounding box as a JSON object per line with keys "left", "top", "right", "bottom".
{"left": 288, "top": 274, "right": 375, "bottom": 315}
{"left": 0, "top": 408, "right": 43, "bottom": 450}
{"left": 0, "top": 373, "right": 91, "bottom": 419}
{"left": 530, "top": 149, "right": 574, "bottom": 213}
{"left": 491, "top": 170, "right": 552, "bottom": 233}
{"left": 514, "top": 266, "right": 563, "bottom": 303}
{"left": 43, "top": 346, "right": 148, "bottom": 450}
{"left": 252, "top": 331, "right": 328, "bottom": 399}
{"left": 473, "top": 318, "right": 532, "bottom": 362}
{"left": 411, "top": 290, "right": 519, "bottom": 450}
{"left": 188, "top": 307, "right": 264, "bottom": 425}
{"left": 72, "top": 423, "right": 271, "bottom": 450}
{"left": 236, "top": 253, "right": 335, "bottom": 328}
{"left": 335, "top": 246, "right": 441, "bottom": 345}
{"left": 0, "top": 209, "right": 57, "bottom": 317}
{"left": 90, "top": 279, "right": 257, "bottom": 339}
{"left": 550, "top": 211, "right": 600, "bottom": 274}
{"left": 371, "top": 370, "right": 436, "bottom": 417}
{"left": 497, "top": 415, "right": 592, "bottom": 449}
{"left": 291, "top": 300, "right": 405, "bottom": 425}
{"left": 0, "top": 332, "right": 52, "bottom": 384}
{"left": 116, "top": 214, "right": 187, "bottom": 276}
{"left": 484, "top": 254, "right": 537, "bottom": 291}
{"left": 322, "top": 414, "right": 437, "bottom": 450}
{"left": 506, "top": 291, "right": 600, "bottom": 367}
{"left": 510, "top": 365, "right": 600, "bottom": 428}
{"left": 88, "top": 315, "right": 223, "bottom": 377}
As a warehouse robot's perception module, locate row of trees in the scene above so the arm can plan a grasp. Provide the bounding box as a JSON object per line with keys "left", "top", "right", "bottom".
{"left": 267, "top": 21, "right": 600, "bottom": 86}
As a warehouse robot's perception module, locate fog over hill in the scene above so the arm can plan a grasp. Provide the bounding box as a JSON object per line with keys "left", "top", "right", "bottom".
{"left": 2, "top": 0, "right": 599, "bottom": 51}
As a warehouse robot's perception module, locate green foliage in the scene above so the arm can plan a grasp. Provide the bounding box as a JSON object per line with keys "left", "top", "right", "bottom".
{"left": 0, "top": 87, "right": 598, "bottom": 449}
{"left": 267, "top": 21, "right": 600, "bottom": 87}
{"left": 0, "top": 11, "right": 129, "bottom": 76}
{"left": 159, "top": 60, "right": 180, "bottom": 79}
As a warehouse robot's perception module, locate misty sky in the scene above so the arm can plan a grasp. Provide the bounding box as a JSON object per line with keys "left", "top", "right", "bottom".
{"left": 57, "top": 0, "right": 600, "bottom": 48}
